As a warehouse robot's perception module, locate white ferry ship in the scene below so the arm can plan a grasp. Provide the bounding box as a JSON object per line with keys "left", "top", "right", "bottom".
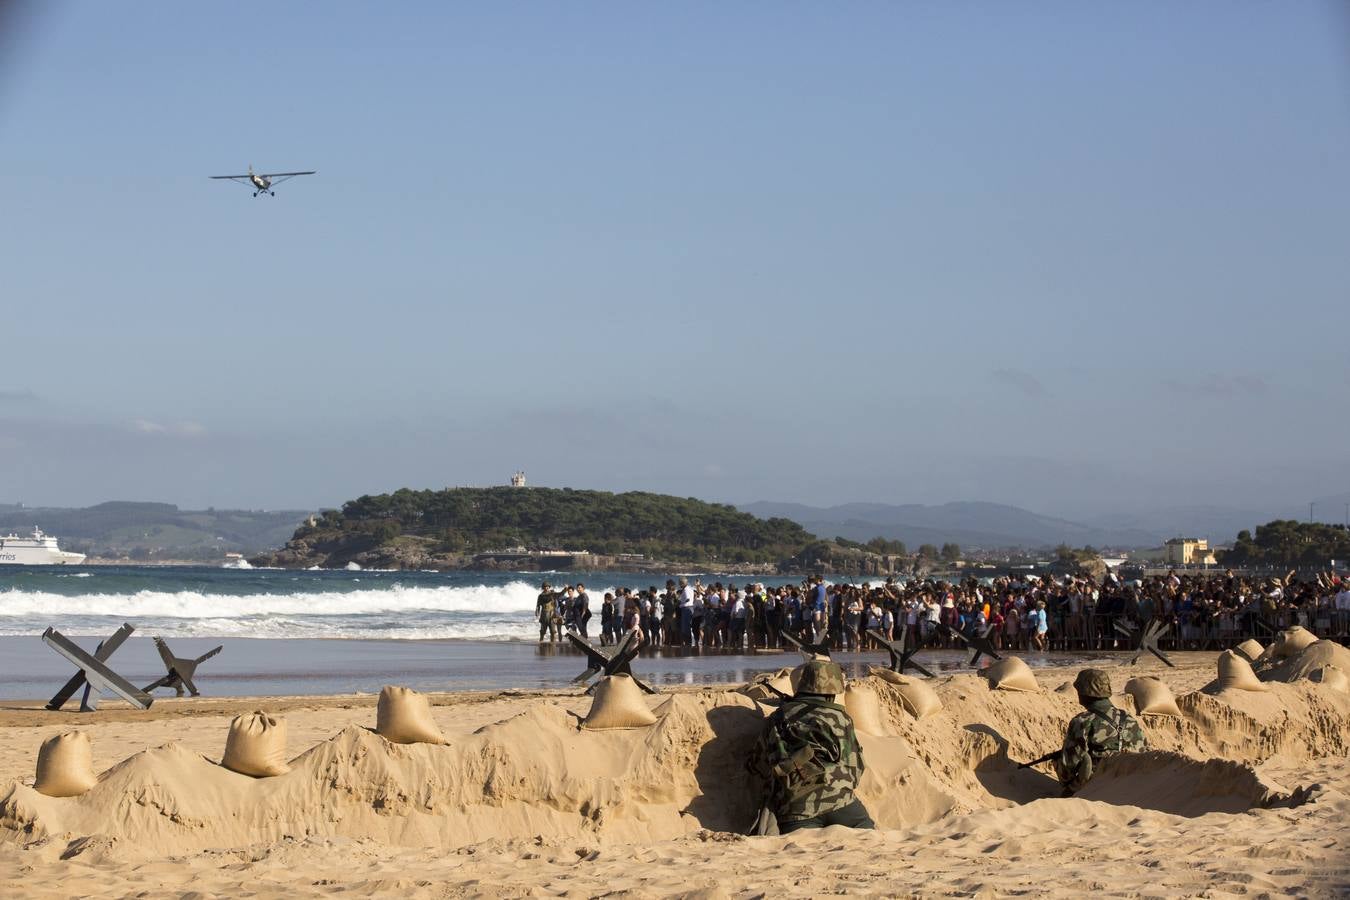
{"left": 0, "top": 528, "right": 87, "bottom": 565}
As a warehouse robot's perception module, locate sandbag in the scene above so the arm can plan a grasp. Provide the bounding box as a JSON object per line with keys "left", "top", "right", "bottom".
{"left": 1261, "top": 639, "right": 1350, "bottom": 683}
{"left": 870, "top": 667, "right": 943, "bottom": 718}
{"left": 1313, "top": 664, "right": 1350, "bottom": 692}
{"left": 34, "top": 731, "right": 97, "bottom": 798}
{"left": 1217, "top": 650, "right": 1268, "bottom": 693}
{"left": 582, "top": 674, "right": 657, "bottom": 729}
{"left": 843, "top": 683, "right": 891, "bottom": 735}
{"left": 1233, "top": 639, "right": 1264, "bottom": 663}
{"left": 981, "top": 657, "right": 1040, "bottom": 692}
{"left": 1124, "top": 676, "right": 1182, "bottom": 717}
{"left": 376, "top": 685, "right": 447, "bottom": 745}
{"left": 222, "top": 711, "right": 292, "bottom": 777}
{"left": 1270, "top": 626, "right": 1318, "bottom": 660}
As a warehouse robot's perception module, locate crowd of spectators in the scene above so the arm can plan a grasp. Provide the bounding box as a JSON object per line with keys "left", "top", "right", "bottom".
{"left": 543, "top": 570, "right": 1350, "bottom": 653}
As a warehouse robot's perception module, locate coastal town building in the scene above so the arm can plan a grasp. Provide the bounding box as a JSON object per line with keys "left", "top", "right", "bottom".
{"left": 1164, "top": 537, "right": 1217, "bottom": 566}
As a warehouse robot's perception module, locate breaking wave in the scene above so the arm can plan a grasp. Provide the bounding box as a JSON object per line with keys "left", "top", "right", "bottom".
{"left": 0, "top": 581, "right": 549, "bottom": 640}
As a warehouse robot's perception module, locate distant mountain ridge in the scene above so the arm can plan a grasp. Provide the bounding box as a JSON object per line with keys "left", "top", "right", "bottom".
{"left": 0, "top": 501, "right": 310, "bottom": 560}
{"left": 735, "top": 500, "right": 1267, "bottom": 550}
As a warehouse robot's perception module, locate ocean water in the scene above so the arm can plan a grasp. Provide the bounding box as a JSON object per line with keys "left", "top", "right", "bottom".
{"left": 0, "top": 566, "right": 1110, "bottom": 698}
{"left": 0, "top": 565, "right": 802, "bottom": 641}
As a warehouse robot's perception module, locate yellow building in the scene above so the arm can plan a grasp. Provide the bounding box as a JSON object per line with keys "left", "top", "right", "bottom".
{"left": 1164, "top": 537, "right": 1216, "bottom": 566}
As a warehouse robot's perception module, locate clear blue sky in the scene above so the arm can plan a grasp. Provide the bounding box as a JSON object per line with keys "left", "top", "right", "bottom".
{"left": 2, "top": 1, "right": 1348, "bottom": 519}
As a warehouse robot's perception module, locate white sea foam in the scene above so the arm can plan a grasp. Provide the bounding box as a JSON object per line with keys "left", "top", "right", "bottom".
{"left": 0, "top": 619, "right": 540, "bottom": 640}
{"left": 0, "top": 581, "right": 544, "bottom": 620}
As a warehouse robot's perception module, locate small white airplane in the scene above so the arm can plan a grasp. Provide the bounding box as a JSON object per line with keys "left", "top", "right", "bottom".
{"left": 210, "top": 164, "right": 316, "bottom": 197}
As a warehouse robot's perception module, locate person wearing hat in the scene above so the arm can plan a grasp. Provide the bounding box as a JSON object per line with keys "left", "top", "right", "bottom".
{"left": 1054, "top": 668, "right": 1147, "bottom": 794}
{"left": 748, "top": 659, "right": 873, "bottom": 834}
{"left": 536, "top": 582, "right": 560, "bottom": 642}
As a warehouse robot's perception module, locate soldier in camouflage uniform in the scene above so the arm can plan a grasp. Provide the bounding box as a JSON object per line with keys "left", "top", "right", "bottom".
{"left": 536, "top": 582, "right": 560, "bottom": 642}
{"left": 748, "top": 659, "right": 874, "bottom": 833}
{"left": 1055, "top": 667, "right": 1147, "bottom": 794}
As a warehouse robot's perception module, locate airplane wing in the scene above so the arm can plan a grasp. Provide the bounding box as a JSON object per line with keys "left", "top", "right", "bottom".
{"left": 209, "top": 174, "right": 252, "bottom": 181}
{"left": 257, "top": 171, "right": 316, "bottom": 185}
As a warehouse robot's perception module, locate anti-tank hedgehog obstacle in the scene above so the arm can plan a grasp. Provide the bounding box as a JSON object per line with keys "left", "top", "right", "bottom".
{"left": 866, "top": 627, "right": 935, "bottom": 678}
{"left": 938, "top": 622, "right": 1003, "bottom": 667}
{"left": 141, "top": 637, "right": 224, "bottom": 697}
{"left": 42, "top": 625, "right": 223, "bottom": 711}
{"left": 781, "top": 630, "right": 833, "bottom": 660}
{"left": 567, "top": 630, "right": 657, "bottom": 695}
{"left": 1114, "top": 619, "right": 1176, "bottom": 668}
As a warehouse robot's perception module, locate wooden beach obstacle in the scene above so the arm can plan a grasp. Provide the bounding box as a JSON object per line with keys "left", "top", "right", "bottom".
{"left": 782, "top": 630, "right": 833, "bottom": 660}
{"left": 45, "top": 623, "right": 135, "bottom": 711}
{"left": 43, "top": 626, "right": 224, "bottom": 711}
{"left": 866, "top": 628, "right": 935, "bottom": 678}
{"left": 938, "top": 623, "right": 1002, "bottom": 667}
{"left": 141, "top": 637, "right": 224, "bottom": 698}
{"left": 567, "top": 630, "right": 657, "bottom": 695}
{"left": 43, "top": 626, "right": 152, "bottom": 711}
{"left": 1114, "top": 619, "right": 1176, "bottom": 668}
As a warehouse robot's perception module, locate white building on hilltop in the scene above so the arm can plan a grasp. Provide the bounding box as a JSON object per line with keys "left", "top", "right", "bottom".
{"left": 510, "top": 471, "right": 527, "bottom": 487}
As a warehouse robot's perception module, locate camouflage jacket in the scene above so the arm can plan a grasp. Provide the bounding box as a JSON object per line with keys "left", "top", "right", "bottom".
{"left": 1055, "top": 699, "right": 1147, "bottom": 793}
{"left": 749, "top": 696, "right": 865, "bottom": 823}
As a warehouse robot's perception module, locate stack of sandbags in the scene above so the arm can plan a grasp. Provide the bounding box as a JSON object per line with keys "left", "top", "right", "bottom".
{"left": 222, "top": 711, "right": 292, "bottom": 777}
{"left": 581, "top": 674, "right": 658, "bottom": 729}
{"left": 1260, "top": 639, "right": 1350, "bottom": 683}
{"left": 376, "top": 685, "right": 448, "bottom": 745}
{"left": 870, "top": 668, "right": 943, "bottom": 719}
{"left": 1233, "top": 639, "right": 1264, "bottom": 663}
{"left": 1313, "top": 665, "right": 1350, "bottom": 692}
{"left": 1267, "top": 626, "right": 1318, "bottom": 660}
{"left": 34, "top": 731, "right": 98, "bottom": 798}
{"left": 980, "top": 657, "right": 1040, "bottom": 692}
{"left": 843, "top": 683, "right": 892, "bottom": 736}
{"left": 1124, "top": 676, "right": 1183, "bottom": 717}
{"left": 1217, "top": 650, "right": 1268, "bottom": 693}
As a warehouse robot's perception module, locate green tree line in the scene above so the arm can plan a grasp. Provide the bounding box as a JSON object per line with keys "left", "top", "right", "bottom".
{"left": 1221, "top": 520, "right": 1350, "bottom": 568}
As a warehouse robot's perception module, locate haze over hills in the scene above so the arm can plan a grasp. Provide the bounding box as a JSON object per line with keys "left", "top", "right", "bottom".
{"left": 738, "top": 496, "right": 1350, "bottom": 550}
{"left": 0, "top": 501, "right": 310, "bottom": 560}
{"left": 6, "top": 490, "right": 1347, "bottom": 559}
{"left": 737, "top": 501, "right": 1155, "bottom": 550}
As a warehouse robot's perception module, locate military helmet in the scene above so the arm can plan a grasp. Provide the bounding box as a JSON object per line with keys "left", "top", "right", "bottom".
{"left": 795, "top": 659, "right": 845, "bottom": 697}
{"left": 1073, "top": 668, "right": 1112, "bottom": 699}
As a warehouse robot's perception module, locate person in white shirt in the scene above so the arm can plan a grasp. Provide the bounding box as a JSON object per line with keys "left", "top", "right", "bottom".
{"left": 678, "top": 578, "right": 695, "bottom": 645}
{"left": 730, "top": 590, "right": 747, "bottom": 649}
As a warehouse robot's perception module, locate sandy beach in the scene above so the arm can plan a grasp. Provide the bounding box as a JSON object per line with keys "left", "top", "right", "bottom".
{"left": 2, "top": 647, "right": 1349, "bottom": 898}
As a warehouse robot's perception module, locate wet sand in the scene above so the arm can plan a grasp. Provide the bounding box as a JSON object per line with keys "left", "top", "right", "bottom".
{"left": 0, "top": 634, "right": 1131, "bottom": 699}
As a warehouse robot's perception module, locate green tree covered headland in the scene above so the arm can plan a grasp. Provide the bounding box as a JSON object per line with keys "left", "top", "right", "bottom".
{"left": 264, "top": 487, "right": 818, "bottom": 568}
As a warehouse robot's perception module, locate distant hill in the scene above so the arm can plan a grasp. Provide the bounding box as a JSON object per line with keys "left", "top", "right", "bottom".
{"left": 0, "top": 501, "right": 311, "bottom": 561}
{"left": 738, "top": 501, "right": 1162, "bottom": 549}
{"left": 1077, "top": 506, "right": 1273, "bottom": 546}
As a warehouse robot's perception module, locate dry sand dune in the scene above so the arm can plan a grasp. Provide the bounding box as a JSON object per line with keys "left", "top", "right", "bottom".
{"left": 2, "top": 646, "right": 1349, "bottom": 897}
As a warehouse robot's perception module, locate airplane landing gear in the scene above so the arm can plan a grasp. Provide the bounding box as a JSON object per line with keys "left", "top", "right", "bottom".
{"left": 270, "top": 191, "right": 275, "bottom": 196}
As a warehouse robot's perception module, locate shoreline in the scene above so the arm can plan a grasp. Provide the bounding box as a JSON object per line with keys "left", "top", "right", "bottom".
{"left": 0, "top": 633, "right": 1142, "bottom": 701}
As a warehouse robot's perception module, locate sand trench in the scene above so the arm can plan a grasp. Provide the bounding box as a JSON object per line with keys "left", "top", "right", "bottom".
{"left": 1, "top": 647, "right": 1349, "bottom": 897}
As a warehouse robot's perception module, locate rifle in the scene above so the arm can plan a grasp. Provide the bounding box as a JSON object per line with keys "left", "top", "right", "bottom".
{"left": 1018, "top": 749, "right": 1060, "bottom": 770}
